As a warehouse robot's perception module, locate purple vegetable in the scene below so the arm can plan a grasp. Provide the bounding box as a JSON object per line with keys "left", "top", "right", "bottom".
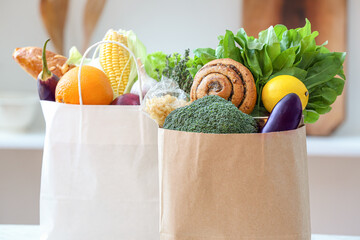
{"left": 261, "top": 93, "right": 302, "bottom": 133}
{"left": 37, "top": 39, "right": 59, "bottom": 101}
{"left": 111, "top": 93, "right": 140, "bottom": 105}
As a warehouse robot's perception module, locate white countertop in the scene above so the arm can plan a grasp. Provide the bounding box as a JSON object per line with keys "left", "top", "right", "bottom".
{"left": 0, "top": 225, "right": 359, "bottom": 240}
{"left": 0, "top": 131, "right": 360, "bottom": 158}
{"left": 0, "top": 132, "right": 44, "bottom": 150}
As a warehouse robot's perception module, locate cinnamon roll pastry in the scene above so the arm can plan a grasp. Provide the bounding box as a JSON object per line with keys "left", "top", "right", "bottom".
{"left": 190, "top": 58, "right": 257, "bottom": 114}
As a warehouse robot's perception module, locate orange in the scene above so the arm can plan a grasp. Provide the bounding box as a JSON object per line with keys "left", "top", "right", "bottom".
{"left": 55, "top": 66, "right": 113, "bottom": 105}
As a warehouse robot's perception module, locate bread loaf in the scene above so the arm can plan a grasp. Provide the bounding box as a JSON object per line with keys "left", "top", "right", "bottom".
{"left": 12, "top": 47, "right": 74, "bottom": 79}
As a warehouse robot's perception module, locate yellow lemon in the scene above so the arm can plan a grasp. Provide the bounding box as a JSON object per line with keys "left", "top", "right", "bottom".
{"left": 262, "top": 75, "right": 309, "bottom": 112}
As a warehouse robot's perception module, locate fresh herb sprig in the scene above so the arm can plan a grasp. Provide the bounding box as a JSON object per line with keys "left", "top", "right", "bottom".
{"left": 162, "top": 49, "right": 194, "bottom": 94}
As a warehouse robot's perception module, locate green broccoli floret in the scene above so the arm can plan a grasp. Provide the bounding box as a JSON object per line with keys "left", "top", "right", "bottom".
{"left": 163, "top": 95, "right": 258, "bottom": 134}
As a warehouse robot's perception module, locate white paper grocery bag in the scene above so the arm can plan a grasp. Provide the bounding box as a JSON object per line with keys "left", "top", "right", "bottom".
{"left": 40, "top": 101, "right": 159, "bottom": 240}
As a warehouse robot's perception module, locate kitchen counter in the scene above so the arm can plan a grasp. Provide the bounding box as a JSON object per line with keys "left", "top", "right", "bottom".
{"left": 1, "top": 131, "right": 360, "bottom": 158}
{"left": 1, "top": 225, "right": 360, "bottom": 240}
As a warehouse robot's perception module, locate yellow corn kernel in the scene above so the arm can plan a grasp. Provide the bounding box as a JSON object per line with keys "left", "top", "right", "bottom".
{"left": 99, "top": 29, "right": 131, "bottom": 96}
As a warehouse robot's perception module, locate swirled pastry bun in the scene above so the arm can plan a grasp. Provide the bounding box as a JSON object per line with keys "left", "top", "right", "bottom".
{"left": 190, "top": 58, "right": 257, "bottom": 114}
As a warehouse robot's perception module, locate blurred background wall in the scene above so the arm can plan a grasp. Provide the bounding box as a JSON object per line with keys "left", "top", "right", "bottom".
{"left": 0, "top": 0, "right": 359, "bottom": 235}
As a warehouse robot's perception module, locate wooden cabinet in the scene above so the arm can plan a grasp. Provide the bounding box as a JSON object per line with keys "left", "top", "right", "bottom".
{"left": 242, "top": 0, "right": 347, "bottom": 135}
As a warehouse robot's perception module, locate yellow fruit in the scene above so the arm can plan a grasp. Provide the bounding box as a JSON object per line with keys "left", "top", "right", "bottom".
{"left": 262, "top": 75, "right": 309, "bottom": 112}
{"left": 55, "top": 66, "right": 113, "bottom": 105}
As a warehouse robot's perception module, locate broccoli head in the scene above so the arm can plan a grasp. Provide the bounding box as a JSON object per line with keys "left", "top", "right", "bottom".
{"left": 163, "top": 95, "right": 258, "bottom": 134}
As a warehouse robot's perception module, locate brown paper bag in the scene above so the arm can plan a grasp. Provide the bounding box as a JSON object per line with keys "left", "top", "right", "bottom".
{"left": 158, "top": 127, "right": 311, "bottom": 240}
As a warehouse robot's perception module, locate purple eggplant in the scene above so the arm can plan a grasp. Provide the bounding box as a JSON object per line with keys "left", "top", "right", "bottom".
{"left": 37, "top": 39, "right": 59, "bottom": 101}
{"left": 261, "top": 93, "right": 302, "bottom": 133}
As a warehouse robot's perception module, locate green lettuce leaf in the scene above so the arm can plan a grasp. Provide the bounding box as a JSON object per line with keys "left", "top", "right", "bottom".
{"left": 273, "top": 24, "right": 287, "bottom": 40}
{"left": 144, "top": 52, "right": 168, "bottom": 80}
{"left": 303, "top": 56, "right": 342, "bottom": 89}
{"left": 272, "top": 47, "right": 297, "bottom": 71}
{"left": 193, "top": 48, "right": 216, "bottom": 65}
{"left": 66, "top": 46, "right": 91, "bottom": 65}
{"left": 258, "top": 26, "right": 281, "bottom": 61}
{"left": 222, "top": 30, "right": 241, "bottom": 62}
{"left": 303, "top": 109, "right": 320, "bottom": 123}
{"left": 269, "top": 67, "right": 307, "bottom": 81}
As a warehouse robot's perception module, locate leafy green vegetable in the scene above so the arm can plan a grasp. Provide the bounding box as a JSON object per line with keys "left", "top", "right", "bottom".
{"left": 193, "top": 48, "right": 216, "bottom": 64}
{"left": 222, "top": 30, "right": 241, "bottom": 62}
{"left": 302, "top": 109, "right": 319, "bottom": 124}
{"left": 144, "top": 51, "right": 168, "bottom": 80}
{"left": 269, "top": 67, "right": 307, "bottom": 81}
{"left": 192, "top": 18, "right": 346, "bottom": 123}
{"left": 272, "top": 47, "right": 297, "bottom": 71}
{"left": 303, "top": 56, "right": 342, "bottom": 89}
{"left": 66, "top": 46, "right": 91, "bottom": 65}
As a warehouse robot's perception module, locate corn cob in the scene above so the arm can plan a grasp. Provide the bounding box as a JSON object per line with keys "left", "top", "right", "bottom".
{"left": 99, "top": 29, "right": 131, "bottom": 96}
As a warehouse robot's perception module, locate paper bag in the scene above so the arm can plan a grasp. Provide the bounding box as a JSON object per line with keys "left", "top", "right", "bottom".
{"left": 40, "top": 101, "right": 159, "bottom": 240}
{"left": 158, "top": 127, "right": 311, "bottom": 240}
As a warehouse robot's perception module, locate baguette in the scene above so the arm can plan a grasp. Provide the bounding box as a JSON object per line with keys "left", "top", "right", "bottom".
{"left": 12, "top": 47, "right": 74, "bottom": 79}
